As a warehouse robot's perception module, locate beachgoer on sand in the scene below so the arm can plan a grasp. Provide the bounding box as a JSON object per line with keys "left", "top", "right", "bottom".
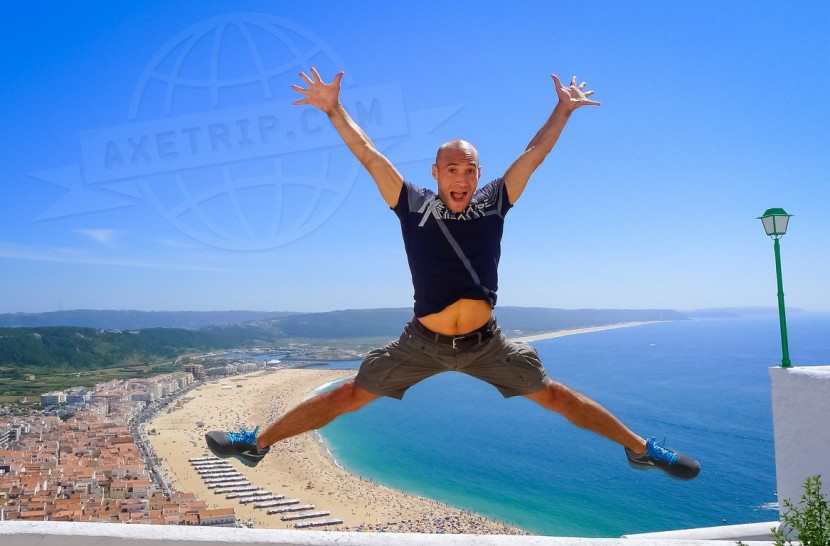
{"left": 206, "top": 68, "right": 700, "bottom": 480}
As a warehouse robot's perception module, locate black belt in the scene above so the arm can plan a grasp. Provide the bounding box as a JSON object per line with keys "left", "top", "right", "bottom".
{"left": 410, "top": 317, "right": 496, "bottom": 350}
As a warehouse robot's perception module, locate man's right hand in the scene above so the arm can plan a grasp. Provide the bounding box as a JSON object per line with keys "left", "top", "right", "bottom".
{"left": 291, "top": 68, "right": 343, "bottom": 115}
{"left": 291, "top": 67, "right": 403, "bottom": 208}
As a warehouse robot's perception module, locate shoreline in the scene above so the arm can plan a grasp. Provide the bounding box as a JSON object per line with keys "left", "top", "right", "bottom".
{"left": 509, "top": 321, "right": 660, "bottom": 343}
{"left": 145, "top": 320, "right": 655, "bottom": 534}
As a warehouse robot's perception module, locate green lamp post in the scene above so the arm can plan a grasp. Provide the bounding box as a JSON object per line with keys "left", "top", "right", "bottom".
{"left": 758, "top": 208, "right": 793, "bottom": 368}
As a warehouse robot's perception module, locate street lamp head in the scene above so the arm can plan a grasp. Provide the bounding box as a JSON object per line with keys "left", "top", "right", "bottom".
{"left": 758, "top": 208, "right": 792, "bottom": 240}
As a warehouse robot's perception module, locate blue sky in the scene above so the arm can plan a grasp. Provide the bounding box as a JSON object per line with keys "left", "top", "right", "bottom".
{"left": 1, "top": 1, "right": 828, "bottom": 314}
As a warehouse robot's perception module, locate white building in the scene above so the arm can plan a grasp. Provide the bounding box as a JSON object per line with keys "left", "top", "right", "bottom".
{"left": 41, "top": 392, "right": 67, "bottom": 407}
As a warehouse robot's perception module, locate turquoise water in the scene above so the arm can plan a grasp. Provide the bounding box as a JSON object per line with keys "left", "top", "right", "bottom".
{"left": 316, "top": 314, "right": 830, "bottom": 537}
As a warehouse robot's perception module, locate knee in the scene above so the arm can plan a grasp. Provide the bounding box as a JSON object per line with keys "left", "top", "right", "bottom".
{"left": 529, "top": 380, "right": 578, "bottom": 413}
{"left": 331, "top": 380, "right": 377, "bottom": 413}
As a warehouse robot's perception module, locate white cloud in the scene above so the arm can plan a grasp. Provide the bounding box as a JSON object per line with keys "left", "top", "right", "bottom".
{"left": 0, "top": 242, "right": 236, "bottom": 273}
{"left": 75, "top": 229, "right": 118, "bottom": 244}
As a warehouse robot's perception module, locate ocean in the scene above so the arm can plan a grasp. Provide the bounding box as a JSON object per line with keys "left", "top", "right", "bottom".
{"left": 315, "top": 313, "right": 830, "bottom": 537}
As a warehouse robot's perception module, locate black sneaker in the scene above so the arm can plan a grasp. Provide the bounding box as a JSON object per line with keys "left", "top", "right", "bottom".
{"left": 205, "top": 426, "right": 270, "bottom": 468}
{"left": 625, "top": 437, "right": 700, "bottom": 480}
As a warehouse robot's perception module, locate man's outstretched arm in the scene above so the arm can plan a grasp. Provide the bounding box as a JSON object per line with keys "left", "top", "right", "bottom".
{"left": 292, "top": 68, "right": 403, "bottom": 208}
{"left": 503, "top": 75, "right": 600, "bottom": 204}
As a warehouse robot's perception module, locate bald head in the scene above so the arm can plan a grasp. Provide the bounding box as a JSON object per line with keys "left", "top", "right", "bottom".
{"left": 435, "top": 139, "right": 479, "bottom": 166}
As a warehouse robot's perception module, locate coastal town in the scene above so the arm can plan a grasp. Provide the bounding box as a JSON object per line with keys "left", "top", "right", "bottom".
{"left": 0, "top": 369, "right": 220, "bottom": 525}
{"left": 0, "top": 356, "right": 253, "bottom": 526}
{"left": 0, "top": 349, "right": 335, "bottom": 527}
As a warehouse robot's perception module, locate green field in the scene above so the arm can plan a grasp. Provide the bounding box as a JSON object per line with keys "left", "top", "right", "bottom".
{"left": 0, "top": 394, "right": 40, "bottom": 404}
{"left": 0, "top": 360, "right": 177, "bottom": 397}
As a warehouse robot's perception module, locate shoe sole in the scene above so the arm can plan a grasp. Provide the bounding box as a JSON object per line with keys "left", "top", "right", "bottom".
{"left": 205, "top": 434, "right": 263, "bottom": 468}
{"left": 627, "top": 459, "right": 699, "bottom": 480}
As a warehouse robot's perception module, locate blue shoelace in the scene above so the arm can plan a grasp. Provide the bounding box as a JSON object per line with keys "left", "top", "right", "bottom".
{"left": 646, "top": 438, "right": 678, "bottom": 464}
{"left": 227, "top": 426, "right": 259, "bottom": 445}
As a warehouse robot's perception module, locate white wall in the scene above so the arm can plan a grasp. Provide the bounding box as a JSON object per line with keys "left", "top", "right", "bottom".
{"left": 769, "top": 365, "right": 830, "bottom": 515}
{"left": 0, "top": 521, "right": 775, "bottom": 546}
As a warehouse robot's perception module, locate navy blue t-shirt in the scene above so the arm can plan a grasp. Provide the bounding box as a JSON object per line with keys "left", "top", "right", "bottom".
{"left": 393, "top": 178, "right": 513, "bottom": 317}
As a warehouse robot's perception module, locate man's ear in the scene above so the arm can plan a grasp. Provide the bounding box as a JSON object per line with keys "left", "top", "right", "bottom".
{"left": 432, "top": 164, "right": 438, "bottom": 180}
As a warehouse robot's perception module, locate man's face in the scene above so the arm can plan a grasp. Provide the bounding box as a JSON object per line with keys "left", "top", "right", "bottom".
{"left": 432, "top": 142, "right": 481, "bottom": 213}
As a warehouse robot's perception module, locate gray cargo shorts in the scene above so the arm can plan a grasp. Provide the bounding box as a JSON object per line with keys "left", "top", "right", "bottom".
{"left": 354, "top": 317, "right": 549, "bottom": 399}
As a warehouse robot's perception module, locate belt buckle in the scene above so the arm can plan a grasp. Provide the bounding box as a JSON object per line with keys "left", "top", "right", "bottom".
{"left": 452, "top": 332, "right": 481, "bottom": 350}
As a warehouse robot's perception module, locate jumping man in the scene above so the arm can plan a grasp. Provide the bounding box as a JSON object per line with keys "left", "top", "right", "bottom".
{"left": 206, "top": 68, "right": 701, "bottom": 481}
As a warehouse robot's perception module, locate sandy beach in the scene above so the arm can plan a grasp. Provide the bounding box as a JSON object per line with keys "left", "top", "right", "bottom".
{"left": 144, "top": 321, "right": 654, "bottom": 533}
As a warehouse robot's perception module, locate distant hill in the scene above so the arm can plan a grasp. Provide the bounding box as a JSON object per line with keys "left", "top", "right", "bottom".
{"left": 0, "top": 326, "right": 249, "bottom": 372}
{"left": 236, "top": 307, "right": 689, "bottom": 339}
{"left": 0, "top": 310, "right": 299, "bottom": 330}
{"left": 683, "top": 307, "right": 807, "bottom": 318}
{"left": 0, "top": 307, "right": 691, "bottom": 338}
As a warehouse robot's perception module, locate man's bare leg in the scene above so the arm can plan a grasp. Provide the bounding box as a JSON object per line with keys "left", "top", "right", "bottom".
{"left": 524, "top": 378, "right": 700, "bottom": 479}
{"left": 524, "top": 378, "right": 646, "bottom": 453}
{"left": 255, "top": 380, "right": 379, "bottom": 449}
